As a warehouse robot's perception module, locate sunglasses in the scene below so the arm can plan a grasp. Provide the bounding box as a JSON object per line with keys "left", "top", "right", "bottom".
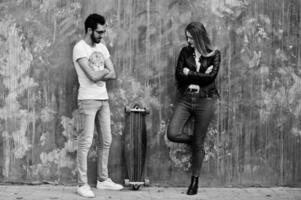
{"left": 95, "top": 30, "right": 106, "bottom": 34}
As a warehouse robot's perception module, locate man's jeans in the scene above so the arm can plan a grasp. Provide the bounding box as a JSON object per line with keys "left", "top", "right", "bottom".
{"left": 167, "top": 94, "right": 215, "bottom": 176}
{"left": 77, "top": 100, "right": 112, "bottom": 185}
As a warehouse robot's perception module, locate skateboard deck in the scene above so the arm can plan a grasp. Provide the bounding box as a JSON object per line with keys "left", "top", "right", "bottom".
{"left": 123, "top": 104, "right": 150, "bottom": 190}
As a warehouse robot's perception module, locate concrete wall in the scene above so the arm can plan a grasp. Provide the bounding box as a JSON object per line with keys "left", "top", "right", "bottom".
{"left": 0, "top": 0, "right": 300, "bottom": 186}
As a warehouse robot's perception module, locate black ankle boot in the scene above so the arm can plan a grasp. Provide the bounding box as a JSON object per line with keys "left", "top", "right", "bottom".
{"left": 187, "top": 176, "right": 198, "bottom": 195}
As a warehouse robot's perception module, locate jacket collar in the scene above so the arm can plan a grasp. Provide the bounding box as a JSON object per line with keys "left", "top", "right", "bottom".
{"left": 187, "top": 53, "right": 197, "bottom": 69}
{"left": 185, "top": 46, "right": 197, "bottom": 69}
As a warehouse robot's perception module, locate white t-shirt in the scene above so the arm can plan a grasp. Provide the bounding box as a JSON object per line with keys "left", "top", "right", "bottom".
{"left": 73, "top": 40, "right": 110, "bottom": 100}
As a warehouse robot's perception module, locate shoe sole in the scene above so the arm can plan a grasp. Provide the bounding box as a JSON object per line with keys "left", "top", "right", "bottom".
{"left": 96, "top": 187, "right": 123, "bottom": 191}
{"left": 77, "top": 191, "right": 95, "bottom": 198}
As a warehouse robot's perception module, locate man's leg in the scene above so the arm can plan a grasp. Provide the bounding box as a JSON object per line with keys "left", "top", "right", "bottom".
{"left": 77, "top": 100, "right": 99, "bottom": 198}
{"left": 95, "top": 100, "right": 123, "bottom": 190}
{"left": 95, "top": 100, "right": 112, "bottom": 181}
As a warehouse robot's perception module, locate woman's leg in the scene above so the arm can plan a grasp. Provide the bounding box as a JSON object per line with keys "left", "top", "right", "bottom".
{"left": 167, "top": 97, "right": 192, "bottom": 144}
{"left": 191, "top": 98, "right": 215, "bottom": 177}
{"left": 187, "top": 98, "right": 214, "bottom": 195}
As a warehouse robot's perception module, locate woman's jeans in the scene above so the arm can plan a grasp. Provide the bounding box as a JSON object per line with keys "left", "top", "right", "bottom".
{"left": 167, "top": 93, "right": 215, "bottom": 176}
{"left": 77, "top": 100, "right": 112, "bottom": 185}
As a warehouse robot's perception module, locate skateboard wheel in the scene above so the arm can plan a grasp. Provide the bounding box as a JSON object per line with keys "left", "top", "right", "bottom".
{"left": 144, "top": 108, "right": 150, "bottom": 114}
{"left": 124, "top": 179, "right": 130, "bottom": 186}
{"left": 132, "top": 184, "right": 140, "bottom": 190}
{"left": 125, "top": 107, "right": 131, "bottom": 113}
{"left": 144, "top": 178, "right": 150, "bottom": 186}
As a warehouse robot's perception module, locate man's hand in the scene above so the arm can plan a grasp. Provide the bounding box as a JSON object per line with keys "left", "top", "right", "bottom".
{"left": 103, "top": 68, "right": 110, "bottom": 74}
{"left": 183, "top": 67, "right": 190, "bottom": 75}
{"left": 102, "top": 58, "right": 116, "bottom": 80}
{"left": 77, "top": 57, "right": 110, "bottom": 82}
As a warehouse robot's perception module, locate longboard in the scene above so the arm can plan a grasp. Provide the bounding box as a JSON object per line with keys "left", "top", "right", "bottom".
{"left": 123, "top": 104, "right": 150, "bottom": 190}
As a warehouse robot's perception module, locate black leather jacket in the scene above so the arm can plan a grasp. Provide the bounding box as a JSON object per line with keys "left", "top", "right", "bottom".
{"left": 175, "top": 46, "right": 221, "bottom": 98}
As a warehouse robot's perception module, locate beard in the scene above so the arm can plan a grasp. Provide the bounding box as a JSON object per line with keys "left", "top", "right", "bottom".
{"left": 91, "top": 34, "right": 101, "bottom": 44}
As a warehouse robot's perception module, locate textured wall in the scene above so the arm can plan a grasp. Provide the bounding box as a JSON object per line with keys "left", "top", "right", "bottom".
{"left": 0, "top": 0, "right": 300, "bottom": 186}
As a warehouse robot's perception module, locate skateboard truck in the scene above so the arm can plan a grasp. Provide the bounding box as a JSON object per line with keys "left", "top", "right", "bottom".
{"left": 124, "top": 178, "right": 150, "bottom": 190}
{"left": 123, "top": 104, "right": 150, "bottom": 190}
{"left": 124, "top": 105, "right": 150, "bottom": 114}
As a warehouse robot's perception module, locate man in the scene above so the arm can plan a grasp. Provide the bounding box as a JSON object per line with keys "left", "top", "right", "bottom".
{"left": 73, "top": 13, "right": 123, "bottom": 198}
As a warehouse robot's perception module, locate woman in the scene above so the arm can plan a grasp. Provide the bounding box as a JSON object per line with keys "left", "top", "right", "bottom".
{"left": 167, "top": 22, "right": 221, "bottom": 195}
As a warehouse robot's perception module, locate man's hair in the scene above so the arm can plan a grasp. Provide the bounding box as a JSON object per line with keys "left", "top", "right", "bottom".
{"left": 84, "top": 13, "right": 106, "bottom": 33}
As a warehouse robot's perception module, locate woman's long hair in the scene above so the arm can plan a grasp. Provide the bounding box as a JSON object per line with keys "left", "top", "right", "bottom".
{"left": 185, "top": 22, "right": 214, "bottom": 56}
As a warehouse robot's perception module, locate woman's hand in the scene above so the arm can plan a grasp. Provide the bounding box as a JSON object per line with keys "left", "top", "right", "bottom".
{"left": 183, "top": 67, "right": 190, "bottom": 75}
{"left": 205, "top": 65, "right": 213, "bottom": 74}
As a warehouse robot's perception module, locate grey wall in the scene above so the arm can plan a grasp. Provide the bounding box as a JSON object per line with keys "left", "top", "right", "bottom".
{"left": 0, "top": 0, "right": 300, "bottom": 186}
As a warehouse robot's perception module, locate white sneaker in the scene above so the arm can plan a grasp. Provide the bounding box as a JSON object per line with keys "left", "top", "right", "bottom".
{"left": 77, "top": 184, "right": 95, "bottom": 198}
{"left": 97, "top": 178, "right": 124, "bottom": 190}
